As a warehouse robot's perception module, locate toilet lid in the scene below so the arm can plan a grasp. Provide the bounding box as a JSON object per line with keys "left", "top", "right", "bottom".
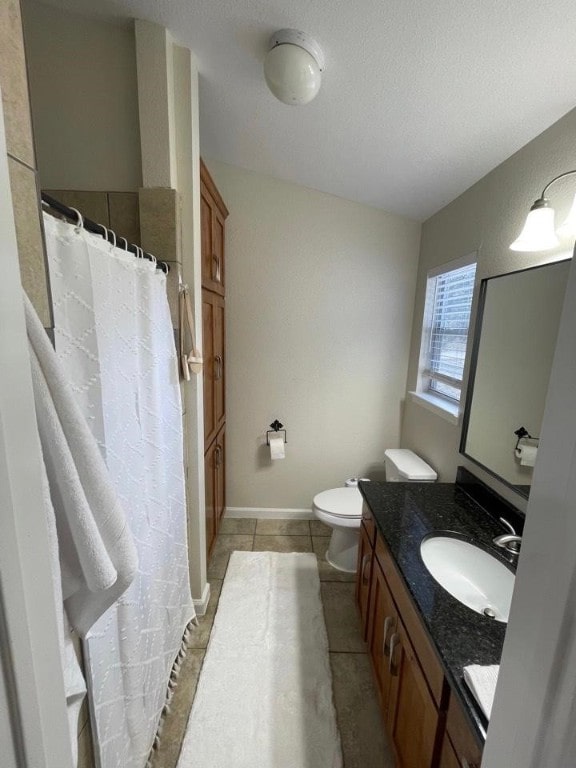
{"left": 313, "top": 487, "right": 363, "bottom": 518}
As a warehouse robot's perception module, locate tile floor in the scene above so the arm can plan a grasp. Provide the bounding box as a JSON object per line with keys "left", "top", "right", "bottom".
{"left": 149, "top": 518, "right": 393, "bottom": 768}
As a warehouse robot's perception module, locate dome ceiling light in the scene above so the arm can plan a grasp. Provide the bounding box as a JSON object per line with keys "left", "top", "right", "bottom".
{"left": 263, "top": 29, "right": 324, "bottom": 106}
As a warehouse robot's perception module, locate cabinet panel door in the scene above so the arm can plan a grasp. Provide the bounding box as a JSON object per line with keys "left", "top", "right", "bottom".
{"left": 367, "top": 559, "right": 398, "bottom": 721}
{"left": 213, "top": 294, "right": 225, "bottom": 434}
{"left": 202, "top": 292, "right": 215, "bottom": 443}
{"left": 388, "top": 620, "right": 439, "bottom": 768}
{"left": 205, "top": 440, "right": 217, "bottom": 558}
{"left": 446, "top": 694, "right": 483, "bottom": 768}
{"left": 355, "top": 522, "right": 373, "bottom": 640}
{"left": 439, "top": 736, "right": 461, "bottom": 768}
{"left": 200, "top": 188, "right": 215, "bottom": 290}
{"left": 215, "top": 427, "right": 226, "bottom": 523}
{"left": 212, "top": 207, "right": 225, "bottom": 295}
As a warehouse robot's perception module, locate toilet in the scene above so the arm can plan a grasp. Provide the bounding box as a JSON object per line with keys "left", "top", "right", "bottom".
{"left": 313, "top": 449, "right": 437, "bottom": 572}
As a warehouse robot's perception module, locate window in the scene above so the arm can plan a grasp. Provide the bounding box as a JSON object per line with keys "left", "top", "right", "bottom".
{"left": 412, "top": 255, "right": 477, "bottom": 421}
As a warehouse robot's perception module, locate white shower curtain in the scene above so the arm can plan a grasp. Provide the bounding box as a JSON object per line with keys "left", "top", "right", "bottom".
{"left": 43, "top": 213, "right": 195, "bottom": 768}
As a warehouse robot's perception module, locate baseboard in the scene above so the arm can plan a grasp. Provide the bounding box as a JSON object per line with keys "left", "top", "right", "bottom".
{"left": 193, "top": 582, "right": 211, "bottom": 616}
{"left": 225, "top": 507, "right": 314, "bottom": 520}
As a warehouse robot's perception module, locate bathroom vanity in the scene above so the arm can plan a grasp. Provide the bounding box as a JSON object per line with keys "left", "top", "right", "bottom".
{"left": 356, "top": 470, "right": 522, "bottom": 768}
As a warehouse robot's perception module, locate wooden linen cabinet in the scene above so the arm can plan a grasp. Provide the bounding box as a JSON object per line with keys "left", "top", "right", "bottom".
{"left": 201, "top": 159, "right": 229, "bottom": 558}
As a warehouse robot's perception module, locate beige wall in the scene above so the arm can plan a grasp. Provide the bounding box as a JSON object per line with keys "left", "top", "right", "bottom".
{"left": 207, "top": 160, "right": 421, "bottom": 509}
{"left": 22, "top": 0, "right": 142, "bottom": 192}
{"left": 401, "top": 107, "right": 576, "bottom": 508}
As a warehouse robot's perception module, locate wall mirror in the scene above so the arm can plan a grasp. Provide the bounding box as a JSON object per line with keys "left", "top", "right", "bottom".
{"left": 460, "top": 257, "right": 571, "bottom": 498}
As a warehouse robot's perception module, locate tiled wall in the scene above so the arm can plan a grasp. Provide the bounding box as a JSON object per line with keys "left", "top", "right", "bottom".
{"left": 139, "top": 186, "right": 181, "bottom": 329}
{"left": 44, "top": 189, "right": 141, "bottom": 248}
{"left": 1, "top": 0, "right": 51, "bottom": 326}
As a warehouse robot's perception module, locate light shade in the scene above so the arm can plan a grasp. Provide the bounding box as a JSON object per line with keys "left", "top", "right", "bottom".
{"left": 557, "top": 191, "right": 576, "bottom": 239}
{"left": 510, "top": 200, "right": 560, "bottom": 252}
{"left": 264, "top": 30, "right": 323, "bottom": 106}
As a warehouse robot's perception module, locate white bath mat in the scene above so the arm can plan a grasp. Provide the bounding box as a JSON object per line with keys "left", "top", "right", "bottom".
{"left": 177, "top": 551, "right": 343, "bottom": 768}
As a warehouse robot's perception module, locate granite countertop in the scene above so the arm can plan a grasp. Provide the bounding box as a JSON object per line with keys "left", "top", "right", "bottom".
{"left": 358, "top": 479, "right": 517, "bottom": 743}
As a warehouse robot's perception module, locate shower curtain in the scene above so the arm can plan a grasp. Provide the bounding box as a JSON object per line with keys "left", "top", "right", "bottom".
{"left": 43, "top": 213, "right": 195, "bottom": 768}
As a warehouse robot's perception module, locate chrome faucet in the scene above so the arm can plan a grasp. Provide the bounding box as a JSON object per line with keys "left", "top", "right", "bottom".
{"left": 493, "top": 518, "right": 521, "bottom": 554}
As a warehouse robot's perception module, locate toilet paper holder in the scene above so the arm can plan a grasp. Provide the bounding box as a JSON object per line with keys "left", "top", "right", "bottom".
{"left": 266, "top": 420, "right": 287, "bottom": 445}
{"left": 514, "top": 426, "right": 539, "bottom": 453}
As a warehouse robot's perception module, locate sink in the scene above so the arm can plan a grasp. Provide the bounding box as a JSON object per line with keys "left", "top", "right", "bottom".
{"left": 420, "top": 535, "right": 515, "bottom": 622}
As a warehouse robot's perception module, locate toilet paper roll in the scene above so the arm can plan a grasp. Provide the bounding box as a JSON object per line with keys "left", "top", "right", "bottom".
{"left": 269, "top": 436, "right": 285, "bottom": 460}
{"left": 519, "top": 445, "right": 538, "bottom": 467}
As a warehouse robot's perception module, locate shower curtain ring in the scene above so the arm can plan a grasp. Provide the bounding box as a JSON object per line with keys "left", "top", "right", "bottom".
{"left": 96, "top": 223, "right": 109, "bottom": 242}
{"left": 109, "top": 229, "right": 117, "bottom": 248}
{"left": 69, "top": 207, "right": 84, "bottom": 230}
{"left": 119, "top": 237, "right": 129, "bottom": 251}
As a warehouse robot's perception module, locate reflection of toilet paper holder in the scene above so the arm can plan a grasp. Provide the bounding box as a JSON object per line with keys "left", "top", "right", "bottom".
{"left": 266, "top": 419, "right": 287, "bottom": 446}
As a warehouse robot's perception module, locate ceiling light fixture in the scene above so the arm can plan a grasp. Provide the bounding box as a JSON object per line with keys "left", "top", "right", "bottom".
{"left": 510, "top": 170, "right": 576, "bottom": 251}
{"left": 264, "top": 29, "right": 324, "bottom": 106}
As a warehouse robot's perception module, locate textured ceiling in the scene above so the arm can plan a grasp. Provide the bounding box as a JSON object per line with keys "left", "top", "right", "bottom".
{"left": 36, "top": 0, "right": 576, "bottom": 220}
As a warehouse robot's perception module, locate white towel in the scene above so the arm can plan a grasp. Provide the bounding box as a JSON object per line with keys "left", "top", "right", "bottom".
{"left": 463, "top": 664, "right": 500, "bottom": 720}
{"left": 41, "top": 458, "right": 87, "bottom": 767}
{"left": 25, "top": 292, "right": 138, "bottom": 635}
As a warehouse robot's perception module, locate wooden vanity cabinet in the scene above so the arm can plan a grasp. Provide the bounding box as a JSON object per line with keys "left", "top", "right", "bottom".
{"left": 357, "top": 518, "right": 453, "bottom": 768}
{"left": 439, "top": 693, "right": 483, "bottom": 768}
{"left": 356, "top": 521, "right": 374, "bottom": 639}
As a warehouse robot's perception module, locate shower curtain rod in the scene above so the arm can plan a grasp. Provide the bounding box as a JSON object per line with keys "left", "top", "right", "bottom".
{"left": 41, "top": 192, "right": 170, "bottom": 274}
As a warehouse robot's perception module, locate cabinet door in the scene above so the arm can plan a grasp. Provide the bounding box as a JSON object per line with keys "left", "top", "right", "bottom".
{"left": 355, "top": 522, "right": 373, "bottom": 640}
{"left": 215, "top": 427, "right": 226, "bottom": 524}
{"left": 200, "top": 187, "right": 215, "bottom": 290}
{"left": 200, "top": 165, "right": 227, "bottom": 296}
{"left": 387, "top": 620, "right": 440, "bottom": 768}
{"left": 367, "top": 558, "right": 398, "bottom": 721}
{"left": 445, "top": 694, "right": 483, "bottom": 768}
{"left": 202, "top": 291, "right": 225, "bottom": 447}
{"left": 202, "top": 291, "right": 215, "bottom": 444}
{"left": 213, "top": 294, "right": 225, "bottom": 434}
{"left": 212, "top": 206, "right": 225, "bottom": 294}
{"left": 205, "top": 440, "right": 217, "bottom": 559}
{"left": 439, "top": 736, "right": 461, "bottom": 768}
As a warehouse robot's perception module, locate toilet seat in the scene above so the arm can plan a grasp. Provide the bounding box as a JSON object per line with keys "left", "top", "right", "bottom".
{"left": 313, "top": 487, "right": 363, "bottom": 519}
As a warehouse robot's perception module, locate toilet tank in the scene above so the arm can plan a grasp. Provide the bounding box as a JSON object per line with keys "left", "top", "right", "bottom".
{"left": 384, "top": 449, "right": 437, "bottom": 482}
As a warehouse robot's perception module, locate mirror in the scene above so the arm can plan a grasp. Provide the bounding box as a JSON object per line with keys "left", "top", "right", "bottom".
{"left": 460, "top": 258, "right": 571, "bottom": 498}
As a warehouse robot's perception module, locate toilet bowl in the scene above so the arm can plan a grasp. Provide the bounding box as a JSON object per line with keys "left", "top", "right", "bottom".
{"left": 312, "top": 449, "right": 437, "bottom": 573}
{"left": 313, "top": 487, "right": 364, "bottom": 572}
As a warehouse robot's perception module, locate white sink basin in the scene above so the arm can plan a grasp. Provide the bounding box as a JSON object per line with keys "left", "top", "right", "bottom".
{"left": 420, "top": 536, "right": 515, "bottom": 622}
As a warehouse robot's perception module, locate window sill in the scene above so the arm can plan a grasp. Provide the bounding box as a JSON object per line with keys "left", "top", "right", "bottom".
{"left": 408, "top": 391, "right": 461, "bottom": 425}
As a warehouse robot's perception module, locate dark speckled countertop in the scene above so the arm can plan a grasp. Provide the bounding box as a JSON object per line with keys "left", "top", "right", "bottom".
{"left": 358, "top": 478, "right": 518, "bottom": 745}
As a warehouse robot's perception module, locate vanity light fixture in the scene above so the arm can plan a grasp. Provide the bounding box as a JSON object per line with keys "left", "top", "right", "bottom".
{"left": 264, "top": 29, "right": 324, "bottom": 106}
{"left": 510, "top": 170, "right": 576, "bottom": 251}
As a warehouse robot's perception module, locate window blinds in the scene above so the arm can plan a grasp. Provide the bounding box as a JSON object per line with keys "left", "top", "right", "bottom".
{"left": 425, "top": 262, "right": 476, "bottom": 401}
